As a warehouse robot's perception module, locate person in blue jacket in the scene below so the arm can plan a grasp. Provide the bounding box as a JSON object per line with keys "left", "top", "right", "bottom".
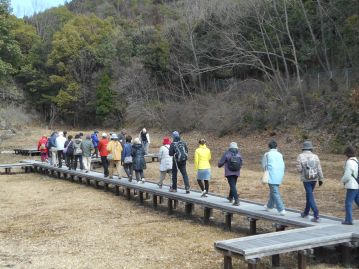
{"left": 122, "top": 135, "right": 133, "bottom": 181}
{"left": 262, "top": 140, "right": 286, "bottom": 215}
{"left": 91, "top": 130, "right": 99, "bottom": 158}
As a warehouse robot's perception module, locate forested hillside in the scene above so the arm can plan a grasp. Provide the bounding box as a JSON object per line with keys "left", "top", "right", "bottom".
{"left": 0, "top": 0, "right": 358, "bottom": 148}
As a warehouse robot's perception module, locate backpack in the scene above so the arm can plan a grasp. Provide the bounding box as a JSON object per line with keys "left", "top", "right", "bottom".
{"left": 64, "top": 141, "right": 73, "bottom": 155}
{"left": 303, "top": 156, "right": 319, "bottom": 180}
{"left": 228, "top": 152, "right": 242, "bottom": 172}
{"left": 73, "top": 142, "right": 82, "bottom": 155}
{"left": 174, "top": 141, "right": 188, "bottom": 162}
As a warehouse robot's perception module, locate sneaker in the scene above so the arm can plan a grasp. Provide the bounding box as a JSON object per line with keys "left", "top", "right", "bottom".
{"left": 137, "top": 180, "right": 141, "bottom": 184}
{"left": 85, "top": 170, "right": 89, "bottom": 173}
{"left": 311, "top": 217, "right": 320, "bottom": 223}
{"left": 300, "top": 213, "right": 309, "bottom": 218}
{"left": 157, "top": 183, "right": 162, "bottom": 189}
{"left": 341, "top": 221, "right": 353, "bottom": 225}
{"left": 233, "top": 200, "right": 240, "bottom": 206}
{"left": 226, "top": 197, "right": 233, "bottom": 203}
{"left": 201, "top": 190, "right": 207, "bottom": 197}
{"left": 169, "top": 187, "right": 177, "bottom": 192}
{"left": 264, "top": 205, "right": 269, "bottom": 211}
{"left": 279, "top": 210, "right": 286, "bottom": 216}
{"left": 141, "top": 178, "right": 145, "bottom": 183}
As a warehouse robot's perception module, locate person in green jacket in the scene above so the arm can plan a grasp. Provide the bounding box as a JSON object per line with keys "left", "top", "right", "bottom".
{"left": 82, "top": 134, "right": 94, "bottom": 172}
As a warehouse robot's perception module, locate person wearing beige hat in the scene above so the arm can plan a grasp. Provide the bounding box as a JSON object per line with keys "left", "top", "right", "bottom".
{"left": 296, "top": 140, "right": 324, "bottom": 223}
{"left": 107, "top": 134, "right": 123, "bottom": 179}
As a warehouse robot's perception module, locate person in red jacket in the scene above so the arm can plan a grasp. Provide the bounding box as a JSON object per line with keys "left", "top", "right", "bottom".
{"left": 37, "top": 135, "right": 48, "bottom": 162}
{"left": 98, "top": 133, "right": 109, "bottom": 177}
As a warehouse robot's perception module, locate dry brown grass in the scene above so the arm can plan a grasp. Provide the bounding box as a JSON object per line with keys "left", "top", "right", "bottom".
{"left": 0, "top": 126, "right": 356, "bottom": 268}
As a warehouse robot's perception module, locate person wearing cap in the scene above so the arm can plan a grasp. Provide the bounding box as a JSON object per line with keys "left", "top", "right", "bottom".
{"left": 91, "top": 130, "right": 100, "bottom": 158}
{"left": 195, "top": 139, "right": 212, "bottom": 198}
{"left": 106, "top": 134, "right": 123, "bottom": 179}
{"left": 122, "top": 135, "right": 133, "bottom": 181}
{"left": 262, "top": 140, "right": 286, "bottom": 215}
{"left": 82, "top": 134, "right": 95, "bottom": 172}
{"left": 56, "top": 131, "right": 66, "bottom": 168}
{"left": 296, "top": 140, "right": 324, "bottom": 222}
{"left": 341, "top": 146, "right": 359, "bottom": 225}
{"left": 218, "top": 142, "right": 243, "bottom": 206}
{"left": 157, "top": 136, "right": 173, "bottom": 188}
{"left": 169, "top": 131, "right": 191, "bottom": 193}
{"left": 139, "top": 128, "right": 150, "bottom": 155}
{"left": 131, "top": 137, "right": 146, "bottom": 183}
{"left": 98, "top": 133, "right": 110, "bottom": 177}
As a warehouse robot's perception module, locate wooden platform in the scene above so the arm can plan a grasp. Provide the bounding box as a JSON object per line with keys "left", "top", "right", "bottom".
{"left": 13, "top": 148, "right": 41, "bottom": 156}
{"left": 6, "top": 160, "right": 359, "bottom": 268}
{"left": 0, "top": 163, "right": 34, "bottom": 174}
{"left": 144, "top": 153, "right": 159, "bottom": 162}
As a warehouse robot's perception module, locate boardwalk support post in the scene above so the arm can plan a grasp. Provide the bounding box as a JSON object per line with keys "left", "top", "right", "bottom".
{"left": 297, "top": 250, "right": 312, "bottom": 269}
{"left": 341, "top": 243, "right": 353, "bottom": 268}
{"left": 139, "top": 191, "right": 144, "bottom": 204}
{"left": 86, "top": 178, "right": 90, "bottom": 186}
{"left": 153, "top": 195, "right": 158, "bottom": 208}
{"left": 104, "top": 183, "right": 109, "bottom": 192}
{"left": 223, "top": 255, "right": 232, "bottom": 269}
{"left": 126, "top": 188, "right": 131, "bottom": 200}
{"left": 115, "top": 186, "right": 120, "bottom": 196}
{"left": 185, "top": 203, "right": 193, "bottom": 217}
{"left": 247, "top": 217, "right": 257, "bottom": 235}
{"left": 225, "top": 212, "right": 233, "bottom": 231}
{"left": 204, "top": 207, "right": 212, "bottom": 224}
{"left": 168, "top": 198, "right": 173, "bottom": 215}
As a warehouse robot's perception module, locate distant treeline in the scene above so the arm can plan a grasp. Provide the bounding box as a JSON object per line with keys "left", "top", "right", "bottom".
{"left": 0, "top": 0, "right": 358, "bottom": 147}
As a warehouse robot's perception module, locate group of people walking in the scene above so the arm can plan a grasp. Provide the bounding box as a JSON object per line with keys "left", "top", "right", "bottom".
{"left": 38, "top": 130, "right": 359, "bottom": 225}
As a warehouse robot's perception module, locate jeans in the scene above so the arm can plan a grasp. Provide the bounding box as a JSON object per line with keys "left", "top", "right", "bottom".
{"left": 142, "top": 142, "right": 149, "bottom": 155}
{"left": 303, "top": 181, "right": 319, "bottom": 218}
{"left": 123, "top": 163, "right": 133, "bottom": 179}
{"left": 171, "top": 161, "right": 190, "bottom": 190}
{"left": 345, "top": 189, "right": 359, "bottom": 223}
{"left": 267, "top": 184, "right": 285, "bottom": 212}
{"left": 135, "top": 170, "right": 144, "bottom": 181}
{"left": 226, "top": 175, "right": 238, "bottom": 201}
{"left": 101, "top": 156, "right": 109, "bottom": 177}
{"left": 73, "top": 155, "right": 84, "bottom": 170}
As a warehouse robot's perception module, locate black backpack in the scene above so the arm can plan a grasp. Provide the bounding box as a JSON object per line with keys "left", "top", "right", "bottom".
{"left": 174, "top": 141, "right": 188, "bottom": 162}
{"left": 228, "top": 152, "right": 242, "bottom": 171}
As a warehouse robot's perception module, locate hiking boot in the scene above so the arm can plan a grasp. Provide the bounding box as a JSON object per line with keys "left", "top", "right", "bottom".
{"left": 169, "top": 187, "right": 177, "bottom": 192}
{"left": 201, "top": 190, "right": 207, "bottom": 197}
{"left": 233, "top": 200, "right": 240, "bottom": 206}
{"left": 341, "top": 221, "right": 353, "bottom": 225}
{"left": 311, "top": 217, "right": 320, "bottom": 223}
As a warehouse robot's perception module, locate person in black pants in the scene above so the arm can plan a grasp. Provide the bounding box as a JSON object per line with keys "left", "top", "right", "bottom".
{"left": 169, "top": 131, "right": 190, "bottom": 193}
{"left": 218, "top": 142, "right": 243, "bottom": 206}
{"left": 73, "top": 134, "right": 84, "bottom": 171}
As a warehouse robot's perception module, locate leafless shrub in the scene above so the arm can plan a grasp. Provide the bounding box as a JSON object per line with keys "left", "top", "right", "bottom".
{"left": 0, "top": 105, "right": 34, "bottom": 130}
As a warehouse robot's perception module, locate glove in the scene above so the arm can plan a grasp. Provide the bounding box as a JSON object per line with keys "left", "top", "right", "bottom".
{"left": 318, "top": 181, "right": 323, "bottom": 187}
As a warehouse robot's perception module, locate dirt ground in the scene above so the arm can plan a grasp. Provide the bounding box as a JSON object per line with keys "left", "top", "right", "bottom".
{"left": 0, "top": 127, "right": 356, "bottom": 268}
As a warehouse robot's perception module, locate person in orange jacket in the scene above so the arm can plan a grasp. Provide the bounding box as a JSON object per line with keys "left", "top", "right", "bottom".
{"left": 98, "top": 133, "right": 109, "bottom": 177}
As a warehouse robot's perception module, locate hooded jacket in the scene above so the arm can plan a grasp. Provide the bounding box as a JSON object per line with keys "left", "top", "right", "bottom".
{"left": 194, "top": 144, "right": 211, "bottom": 171}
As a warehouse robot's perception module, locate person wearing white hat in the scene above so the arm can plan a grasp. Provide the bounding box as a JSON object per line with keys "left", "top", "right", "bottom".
{"left": 98, "top": 133, "right": 110, "bottom": 177}
{"left": 139, "top": 128, "right": 150, "bottom": 155}
{"left": 106, "top": 134, "right": 123, "bottom": 179}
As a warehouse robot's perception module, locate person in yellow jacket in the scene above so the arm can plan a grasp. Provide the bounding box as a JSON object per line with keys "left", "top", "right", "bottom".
{"left": 106, "top": 134, "right": 123, "bottom": 179}
{"left": 194, "top": 139, "right": 211, "bottom": 197}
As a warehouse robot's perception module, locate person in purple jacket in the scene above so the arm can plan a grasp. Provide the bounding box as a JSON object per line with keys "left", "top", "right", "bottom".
{"left": 218, "top": 142, "right": 243, "bottom": 206}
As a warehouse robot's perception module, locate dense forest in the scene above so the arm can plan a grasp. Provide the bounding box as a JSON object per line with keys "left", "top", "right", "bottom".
{"left": 0, "top": 0, "right": 358, "bottom": 148}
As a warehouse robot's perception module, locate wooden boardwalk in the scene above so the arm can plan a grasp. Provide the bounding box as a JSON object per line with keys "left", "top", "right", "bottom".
{"left": 4, "top": 160, "right": 359, "bottom": 268}
{"left": 13, "top": 148, "right": 41, "bottom": 156}
{"left": 0, "top": 163, "right": 34, "bottom": 174}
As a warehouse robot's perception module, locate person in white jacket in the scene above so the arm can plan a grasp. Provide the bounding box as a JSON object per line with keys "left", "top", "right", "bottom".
{"left": 341, "top": 146, "right": 359, "bottom": 225}
{"left": 157, "top": 137, "right": 172, "bottom": 188}
{"left": 56, "top": 131, "right": 67, "bottom": 168}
